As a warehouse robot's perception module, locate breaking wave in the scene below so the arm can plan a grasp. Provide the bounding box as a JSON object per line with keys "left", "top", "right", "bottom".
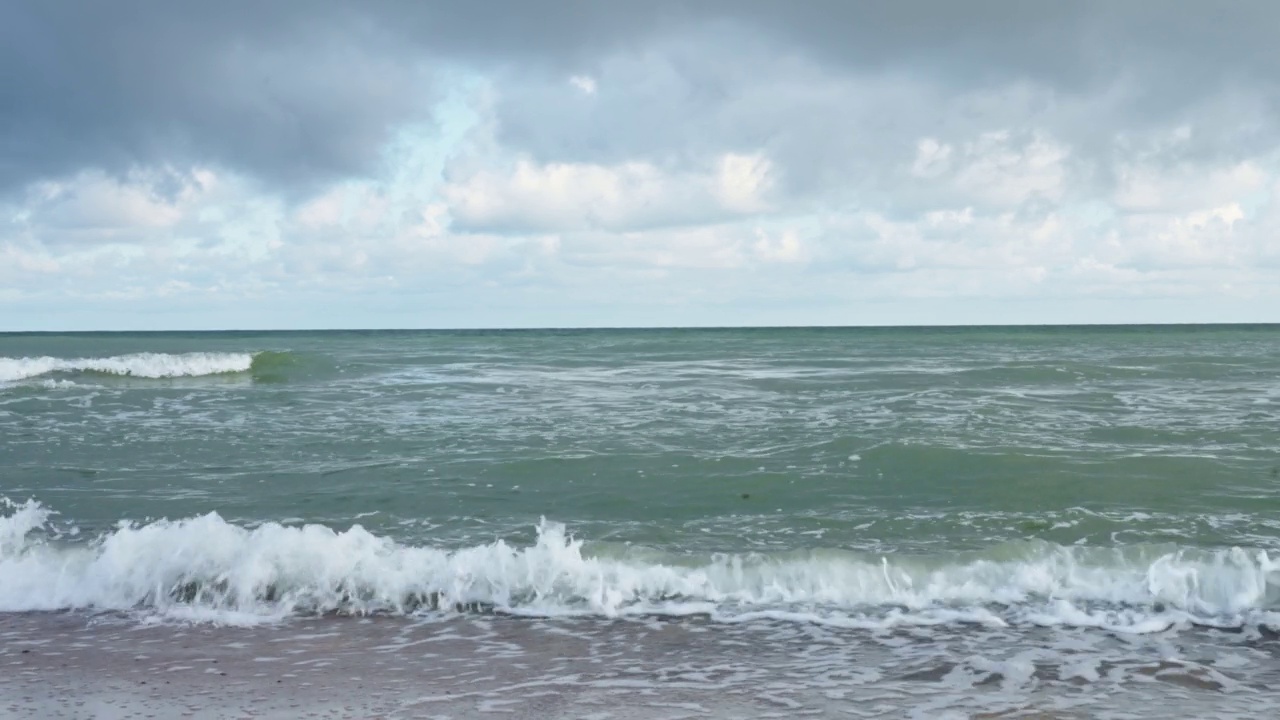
{"left": 0, "top": 352, "right": 260, "bottom": 382}
{"left": 2, "top": 498, "right": 1278, "bottom": 629}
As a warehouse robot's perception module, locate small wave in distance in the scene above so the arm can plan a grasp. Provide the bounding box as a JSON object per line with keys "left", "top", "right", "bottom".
{"left": 0, "top": 352, "right": 272, "bottom": 383}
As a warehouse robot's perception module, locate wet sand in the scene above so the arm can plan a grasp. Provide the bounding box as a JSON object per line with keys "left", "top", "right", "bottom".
{"left": 3, "top": 612, "right": 1278, "bottom": 719}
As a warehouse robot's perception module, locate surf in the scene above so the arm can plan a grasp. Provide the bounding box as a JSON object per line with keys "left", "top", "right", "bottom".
{"left": 3, "top": 498, "right": 1278, "bottom": 629}
{"left": 0, "top": 352, "right": 262, "bottom": 383}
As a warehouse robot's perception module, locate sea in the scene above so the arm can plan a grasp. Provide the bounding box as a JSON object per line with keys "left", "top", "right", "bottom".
{"left": 2, "top": 325, "right": 1280, "bottom": 719}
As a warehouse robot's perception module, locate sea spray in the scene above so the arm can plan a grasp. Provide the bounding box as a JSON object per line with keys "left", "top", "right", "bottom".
{"left": 2, "top": 498, "right": 1278, "bottom": 629}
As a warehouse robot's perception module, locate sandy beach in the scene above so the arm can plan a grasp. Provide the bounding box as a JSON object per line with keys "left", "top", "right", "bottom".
{"left": 6, "top": 611, "right": 1278, "bottom": 719}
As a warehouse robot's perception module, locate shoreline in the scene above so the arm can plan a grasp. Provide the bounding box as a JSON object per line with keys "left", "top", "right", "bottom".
{"left": 3, "top": 611, "right": 1271, "bottom": 719}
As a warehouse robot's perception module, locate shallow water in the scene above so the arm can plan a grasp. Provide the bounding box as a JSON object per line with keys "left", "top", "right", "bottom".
{"left": 4, "top": 612, "right": 1280, "bottom": 719}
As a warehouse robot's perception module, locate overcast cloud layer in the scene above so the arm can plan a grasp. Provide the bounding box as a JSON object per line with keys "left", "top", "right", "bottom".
{"left": 2, "top": 1, "right": 1278, "bottom": 329}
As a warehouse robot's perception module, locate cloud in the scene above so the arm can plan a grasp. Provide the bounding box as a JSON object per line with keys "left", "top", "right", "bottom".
{"left": 444, "top": 151, "right": 774, "bottom": 233}
{"left": 568, "top": 75, "right": 598, "bottom": 95}
{"left": 3, "top": 1, "right": 1280, "bottom": 328}
{"left": 907, "top": 131, "right": 1072, "bottom": 210}
{"left": 13, "top": 168, "right": 213, "bottom": 246}
{"left": 1114, "top": 160, "right": 1267, "bottom": 213}
{"left": 0, "top": 2, "right": 435, "bottom": 194}
{"left": 10, "top": 1, "right": 1276, "bottom": 194}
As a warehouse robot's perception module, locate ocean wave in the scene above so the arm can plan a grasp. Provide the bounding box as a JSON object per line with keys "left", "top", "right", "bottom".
{"left": 0, "top": 352, "right": 258, "bottom": 382}
{"left": 2, "top": 498, "right": 1278, "bottom": 628}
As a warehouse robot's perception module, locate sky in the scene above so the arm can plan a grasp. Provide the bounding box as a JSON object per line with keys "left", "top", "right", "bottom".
{"left": 2, "top": 1, "right": 1278, "bottom": 330}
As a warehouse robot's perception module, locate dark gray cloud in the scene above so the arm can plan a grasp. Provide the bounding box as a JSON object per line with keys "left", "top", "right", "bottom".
{"left": 2, "top": 0, "right": 1278, "bottom": 198}
{"left": 0, "top": 2, "right": 432, "bottom": 195}
{"left": 489, "top": 1, "right": 1280, "bottom": 201}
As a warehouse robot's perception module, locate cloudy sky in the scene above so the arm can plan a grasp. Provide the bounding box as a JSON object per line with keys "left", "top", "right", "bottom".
{"left": 2, "top": 1, "right": 1278, "bottom": 330}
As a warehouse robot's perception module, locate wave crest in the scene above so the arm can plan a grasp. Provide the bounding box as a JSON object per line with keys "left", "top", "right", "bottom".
{"left": 2, "top": 498, "right": 1278, "bottom": 628}
{"left": 0, "top": 352, "right": 258, "bottom": 382}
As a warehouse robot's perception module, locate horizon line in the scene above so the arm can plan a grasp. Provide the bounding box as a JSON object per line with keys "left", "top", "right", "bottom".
{"left": 3, "top": 320, "right": 1280, "bottom": 334}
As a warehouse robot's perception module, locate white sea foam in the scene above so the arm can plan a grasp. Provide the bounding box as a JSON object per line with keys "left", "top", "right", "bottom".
{"left": 2, "top": 498, "right": 1278, "bottom": 628}
{"left": 0, "top": 352, "right": 255, "bottom": 382}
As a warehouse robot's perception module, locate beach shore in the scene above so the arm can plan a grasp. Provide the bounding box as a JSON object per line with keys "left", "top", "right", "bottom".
{"left": 5, "top": 611, "right": 1271, "bottom": 719}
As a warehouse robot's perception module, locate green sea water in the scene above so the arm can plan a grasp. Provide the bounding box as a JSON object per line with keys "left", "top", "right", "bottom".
{"left": 5, "top": 326, "right": 1279, "bottom": 549}
{"left": 2, "top": 325, "right": 1280, "bottom": 628}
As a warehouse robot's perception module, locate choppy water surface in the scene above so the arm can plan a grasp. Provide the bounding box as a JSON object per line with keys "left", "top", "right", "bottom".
{"left": 3, "top": 326, "right": 1280, "bottom": 717}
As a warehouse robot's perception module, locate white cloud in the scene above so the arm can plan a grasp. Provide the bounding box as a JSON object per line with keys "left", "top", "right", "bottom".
{"left": 953, "top": 131, "right": 1070, "bottom": 207}
{"left": 753, "top": 228, "right": 806, "bottom": 263}
{"left": 560, "top": 225, "right": 748, "bottom": 270}
{"left": 911, "top": 138, "right": 952, "bottom": 178}
{"left": 0, "top": 242, "right": 60, "bottom": 275}
{"left": 715, "top": 153, "right": 773, "bottom": 213}
{"left": 569, "top": 75, "right": 597, "bottom": 95}
{"left": 1114, "top": 161, "right": 1266, "bottom": 212}
{"left": 443, "top": 151, "right": 775, "bottom": 233}
{"left": 12, "top": 168, "right": 214, "bottom": 245}
{"left": 921, "top": 130, "right": 1070, "bottom": 207}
